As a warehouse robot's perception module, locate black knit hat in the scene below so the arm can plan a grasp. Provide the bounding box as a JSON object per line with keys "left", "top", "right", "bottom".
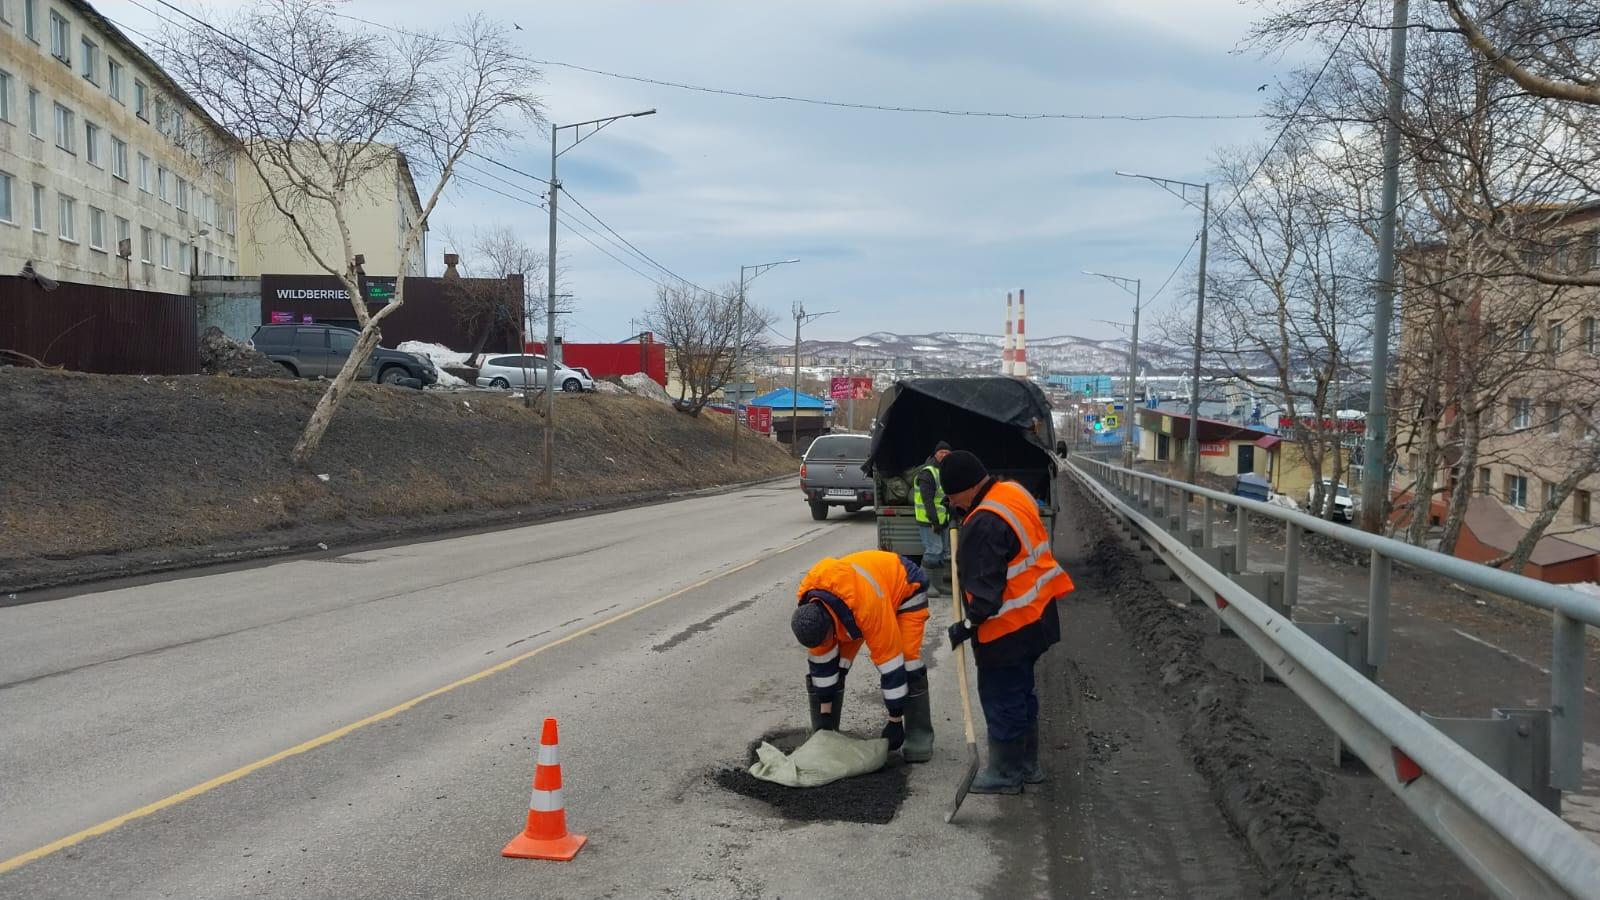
{"left": 791, "top": 600, "right": 833, "bottom": 648}
{"left": 939, "top": 450, "right": 988, "bottom": 494}
{"left": 934, "top": 440, "right": 952, "bottom": 453}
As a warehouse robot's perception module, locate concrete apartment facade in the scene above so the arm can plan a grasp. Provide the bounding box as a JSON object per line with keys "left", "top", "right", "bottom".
{"left": 1399, "top": 208, "right": 1600, "bottom": 581}
{"left": 0, "top": 0, "right": 239, "bottom": 292}
{"left": 235, "top": 148, "right": 427, "bottom": 279}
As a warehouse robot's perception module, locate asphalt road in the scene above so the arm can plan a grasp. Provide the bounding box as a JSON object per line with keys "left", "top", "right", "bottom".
{"left": 1, "top": 481, "right": 1263, "bottom": 898}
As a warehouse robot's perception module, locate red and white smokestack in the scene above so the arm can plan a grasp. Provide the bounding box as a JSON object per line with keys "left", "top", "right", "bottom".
{"left": 1002, "top": 292, "right": 1015, "bottom": 375}
{"left": 1014, "top": 288, "right": 1029, "bottom": 378}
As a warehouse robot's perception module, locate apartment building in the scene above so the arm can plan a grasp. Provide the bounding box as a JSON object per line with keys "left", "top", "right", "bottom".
{"left": 1399, "top": 205, "right": 1600, "bottom": 580}
{"left": 235, "top": 146, "right": 427, "bottom": 278}
{"left": 0, "top": 0, "right": 239, "bottom": 293}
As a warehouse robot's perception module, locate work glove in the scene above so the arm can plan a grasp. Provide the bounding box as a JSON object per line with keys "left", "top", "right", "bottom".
{"left": 947, "top": 618, "right": 976, "bottom": 650}
{"left": 881, "top": 719, "right": 905, "bottom": 752}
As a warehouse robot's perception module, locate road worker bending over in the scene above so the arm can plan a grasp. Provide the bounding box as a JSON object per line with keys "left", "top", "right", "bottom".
{"left": 940, "top": 450, "right": 1074, "bottom": 793}
{"left": 792, "top": 551, "right": 935, "bottom": 763}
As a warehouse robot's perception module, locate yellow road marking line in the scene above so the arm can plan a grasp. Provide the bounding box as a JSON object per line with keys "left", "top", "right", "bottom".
{"left": 0, "top": 527, "right": 837, "bottom": 876}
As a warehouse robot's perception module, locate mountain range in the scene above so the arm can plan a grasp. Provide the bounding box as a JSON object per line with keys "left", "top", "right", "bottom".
{"left": 793, "top": 331, "right": 1192, "bottom": 375}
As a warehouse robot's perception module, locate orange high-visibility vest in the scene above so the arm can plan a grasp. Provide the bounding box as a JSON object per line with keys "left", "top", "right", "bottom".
{"left": 963, "top": 480, "right": 1073, "bottom": 643}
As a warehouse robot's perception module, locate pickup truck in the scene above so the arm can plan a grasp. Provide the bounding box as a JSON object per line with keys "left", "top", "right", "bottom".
{"left": 865, "top": 378, "right": 1059, "bottom": 559}
{"left": 800, "top": 433, "right": 874, "bottom": 520}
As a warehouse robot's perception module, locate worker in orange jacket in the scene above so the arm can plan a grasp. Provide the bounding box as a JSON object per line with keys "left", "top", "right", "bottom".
{"left": 791, "top": 550, "right": 934, "bottom": 762}
{"left": 940, "top": 450, "right": 1074, "bottom": 793}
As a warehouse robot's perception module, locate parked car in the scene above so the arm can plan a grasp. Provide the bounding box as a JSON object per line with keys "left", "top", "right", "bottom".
{"left": 800, "top": 433, "right": 875, "bottom": 520}
{"left": 475, "top": 355, "right": 595, "bottom": 392}
{"left": 249, "top": 324, "right": 437, "bottom": 388}
{"left": 1306, "top": 480, "right": 1355, "bottom": 522}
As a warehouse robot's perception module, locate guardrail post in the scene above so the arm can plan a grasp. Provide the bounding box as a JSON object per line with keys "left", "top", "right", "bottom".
{"left": 1234, "top": 504, "right": 1249, "bottom": 573}
{"left": 1179, "top": 487, "right": 1190, "bottom": 534}
{"left": 1367, "top": 550, "right": 1390, "bottom": 666}
{"left": 1551, "top": 611, "right": 1585, "bottom": 792}
{"left": 1284, "top": 523, "right": 1301, "bottom": 611}
{"left": 1202, "top": 498, "right": 1214, "bottom": 549}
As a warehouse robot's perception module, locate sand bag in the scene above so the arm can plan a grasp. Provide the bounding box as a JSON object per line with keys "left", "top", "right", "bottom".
{"left": 748, "top": 729, "right": 889, "bottom": 788}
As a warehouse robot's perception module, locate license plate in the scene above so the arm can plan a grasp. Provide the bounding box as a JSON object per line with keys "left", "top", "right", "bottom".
{"left": 825, "top": 489, "right": 855, "bottom": 498}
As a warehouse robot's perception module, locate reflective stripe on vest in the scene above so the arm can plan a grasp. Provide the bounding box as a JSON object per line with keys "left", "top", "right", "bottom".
{"left": 913, "top": 465, "right": 949, "bottom": 525}
{"left": 965, "top": 481, "right": 1074, "bottom": 643}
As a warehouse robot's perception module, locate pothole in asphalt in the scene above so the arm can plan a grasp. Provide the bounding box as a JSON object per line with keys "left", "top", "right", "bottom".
{"left": 711, "top": 728, "right": 910, "bottom": 824}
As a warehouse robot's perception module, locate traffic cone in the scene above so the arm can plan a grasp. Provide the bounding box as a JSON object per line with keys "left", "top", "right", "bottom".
{"left": 502, "top": 717, "right": 588, "bottom": 861}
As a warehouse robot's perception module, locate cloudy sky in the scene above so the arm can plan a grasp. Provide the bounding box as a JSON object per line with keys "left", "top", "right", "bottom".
{"left": 110, "top": 0, "right": 1308, "bottom": 344}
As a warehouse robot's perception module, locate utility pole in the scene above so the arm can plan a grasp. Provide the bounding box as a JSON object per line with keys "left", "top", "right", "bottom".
{"left": 542, "top": 108, "right": 657, "bottom": 489}
{"left": 1360, "top": 0, "right": 1410, "bottom": 536}
{"left": 731, "top": 258, "right": 800, "bottom": 463}
{"left": 1085, "top": 271, "right": 1142, "bottom": 469}
{"left": 791, "top": 302, "right": 836, "bottom": 456}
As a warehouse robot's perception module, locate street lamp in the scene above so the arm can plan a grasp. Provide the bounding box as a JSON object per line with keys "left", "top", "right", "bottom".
{"left": 1117, "top": 170, "right": 1210, "bottom": 486}
{"left": 543, "top": 108, "right": 656, "bottom": 488}
{"left": 1084, "top": 270, "right": 1142, "bottom": 469}
{"left": 732, "top": 258, "right": 800, "bottom": 463}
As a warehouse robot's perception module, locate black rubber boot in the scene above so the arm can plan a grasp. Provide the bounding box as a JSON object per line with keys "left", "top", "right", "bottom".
{"left": 901, "top": 672, "right": 934, "bottom": 763}
{"left": 968, "top": 737, "right": 1026, "bottom": 794}
{"left": 1022, "top": 722, "right": 1045, "bottom": 784}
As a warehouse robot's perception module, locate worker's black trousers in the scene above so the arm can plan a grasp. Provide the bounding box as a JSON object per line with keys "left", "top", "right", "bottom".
{"left": 975, "top": 651, "right": 1042, "bottom": 743}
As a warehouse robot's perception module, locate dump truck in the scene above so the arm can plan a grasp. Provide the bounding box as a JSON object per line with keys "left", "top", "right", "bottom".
{"left": 864, "top": 377, "right": 1059, "bottom": 559}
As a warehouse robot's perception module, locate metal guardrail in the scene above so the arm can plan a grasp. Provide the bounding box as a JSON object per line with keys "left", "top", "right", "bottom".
{"left": 1066, "top": 456, "right": 1600, "bottom": 900}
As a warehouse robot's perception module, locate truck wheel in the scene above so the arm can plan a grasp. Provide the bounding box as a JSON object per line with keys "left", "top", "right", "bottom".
{"left": 810, "top": 501, "right": 829, "bottom": 521}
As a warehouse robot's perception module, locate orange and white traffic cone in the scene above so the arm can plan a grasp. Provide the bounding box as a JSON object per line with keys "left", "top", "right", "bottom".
{"left": 502, "top": 717, "right": 588, "bottom": 861}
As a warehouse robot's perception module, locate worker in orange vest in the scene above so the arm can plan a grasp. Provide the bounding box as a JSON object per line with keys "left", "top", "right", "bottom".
{"left": 791, "top": 550, "right": 935, "bottom": 762}
{"left": 940, "top": 450, "right": 1074, "bottom": 793}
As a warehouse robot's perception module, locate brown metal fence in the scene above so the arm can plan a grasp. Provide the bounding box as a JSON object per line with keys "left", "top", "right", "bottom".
{"left": 1, "top": 276, "right": 200, "bottom": 374}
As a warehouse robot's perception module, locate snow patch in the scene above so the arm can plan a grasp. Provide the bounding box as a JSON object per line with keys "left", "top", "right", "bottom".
{"left": 397, "top": 341, "right": 469, "bottom": 387}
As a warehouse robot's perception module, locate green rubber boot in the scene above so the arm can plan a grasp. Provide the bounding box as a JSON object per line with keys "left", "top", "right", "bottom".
{"left": 901, "top": 672, "right": 934, "bottom": 763}
{"left": 968, "top": 737, "right": 1026, "bottom": 795}
{"left": 1022, "top": 722, "right": 1045, "bottom": 784}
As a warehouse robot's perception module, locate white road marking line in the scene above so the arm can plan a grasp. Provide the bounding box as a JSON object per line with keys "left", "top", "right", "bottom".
{"left": 1451, "top": 628, "right": 1599, "bottom": 696}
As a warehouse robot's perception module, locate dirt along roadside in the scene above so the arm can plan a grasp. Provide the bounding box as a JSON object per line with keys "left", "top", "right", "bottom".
{"left": 1060, "top": 476, "right": 1491, "bottom": 900}
{"left": 0, "top": 368, "right": 798, "bottom": 596}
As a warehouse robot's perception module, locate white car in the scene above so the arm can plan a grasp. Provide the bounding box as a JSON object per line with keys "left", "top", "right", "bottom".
{"left": 1306, "top": 481, "right": 1355, "bottom": 522}
{"left": 475, "top": 354, "right": 595, "bottom": 392}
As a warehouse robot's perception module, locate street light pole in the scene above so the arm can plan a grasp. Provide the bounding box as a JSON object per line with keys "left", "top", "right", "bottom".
{"left": 1085, "top": 271, "right": 1142, "bottom": 468}
{"left": 542, "top": 108, "right": 656, "bottom": 489}
{"left": 790, "top": 302, "right": 836, "bottom": 457}
{"left": 731, "top": 258, "right": 800, "bottom": 463}
{"left": 1116, "top": 171, "right": 1212, "bottom": 485}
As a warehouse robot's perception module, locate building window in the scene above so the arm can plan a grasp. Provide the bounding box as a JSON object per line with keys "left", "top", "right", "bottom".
{"left": 1584, "top": 405, "right": 1598, "bottom": 441}
{"left": 1547, "top": 320, "right": 1565, "bottom": 354}
{"left": 1477, "top": 466, "right": 1491, "bottom": 496}
{"left": 115, "top": 215, "right": 129, "bottom": 254}
{"left": 79, "top": 37, "right": 97, "bottom": 82}
{"left": 176, "top": 177, "right": 188, "bottom": 211}
{"left": 1511, "top": 397, "right": 1531, "bottom": 430}
{"left": 0, "top": 170, "right": 12, "bottom": 223}
{"left": 88, "top": 205, "right": 104, "bottom": 250}
{"left": 157, "top": 166, "right": 169, "bottom": 203}
{"left": 0, "top": 69, "right": 10, "bottom": 123}
{"left": 134, "top": 80, "right": 148, "bottom": 120}
{"left": 53, "top": 102, "right": 73, "bottom": 152}
{"left": 1545, "top": 402, "right": 1561, "bottom": 435}
{"left": 1544, "top": 480, "right": 1561, "bottom": 511}
{"left": 1576, "top": 490, "right": 1592, "bottom": 525}
{"left": 160, "top": 233, "right": 172, "bottom": 269}
{"left": 57, "top": 193, "right": 75, "bottom": 241}
{"left": 1589, "top": 232, "right": 1600, "bottom": 271}
{"left": 178, "top": 241, "right": 190, "bottom": 274}
{"left": 110, "top": 136, "right": 127, "bottom": 179}
{"left": 1517, "top": 324, "right": 1536, "bottom": 352}
{"left": 84, "top": 119, "right": 100, "bottom": 166}
{"left": 27, "top": 87, "right": 38, "bottom": 137}
{"left": 138, "top": 153, "right": 150, "bottom": 192}
{"left": 139, "top": 225, "right": 152, "bottom": 263}
{"left": 48, "top": 10, "right": 68, "bottom": 62}
{"left": 1505, "top": 474, "right": 1528, "bottom": 510}
{"left": 153, "top": 98, "right": 167, "bottom": 134}
{"left": 107, "top": 58, "right": 122, "bottom": 102}
{"left": 24, "top": 0, "right": 36, "bottom": 40}
{"left": 30, "top": 182, "right": 43, "bottom": 231}
{"left": 1586, "top": 317, "right": 1598, "bottom": 355}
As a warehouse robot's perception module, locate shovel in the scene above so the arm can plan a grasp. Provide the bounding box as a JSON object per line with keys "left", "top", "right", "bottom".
{"left": 945, "top": 527, "right": 980, "bottom": 823}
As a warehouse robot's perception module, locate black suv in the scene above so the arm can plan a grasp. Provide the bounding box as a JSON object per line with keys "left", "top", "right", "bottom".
{"left": 249, "top": 324, "right": 438, "bottom": 388}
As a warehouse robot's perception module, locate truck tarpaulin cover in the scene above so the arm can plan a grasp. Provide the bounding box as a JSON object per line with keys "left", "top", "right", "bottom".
{"left": 866, "top": 378, "right": 1057, "bottom": 478}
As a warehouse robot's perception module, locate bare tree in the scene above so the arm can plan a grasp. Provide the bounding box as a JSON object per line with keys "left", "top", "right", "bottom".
{"left": 441, "top": 226, "right": 547, "bottom": 361}
{"left": 160, "top": 0, "right": 541, "bottom": 464}
{"left": 645, "top": 283, "right": 776, "bottom": 416}
{"left": 1436, "top": 0, "right": 1600, "bottom": 106}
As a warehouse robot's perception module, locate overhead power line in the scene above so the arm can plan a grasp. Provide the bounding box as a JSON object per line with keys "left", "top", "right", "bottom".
{"left": 324, "top": 10, "right": 1265, "bottom": 123}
